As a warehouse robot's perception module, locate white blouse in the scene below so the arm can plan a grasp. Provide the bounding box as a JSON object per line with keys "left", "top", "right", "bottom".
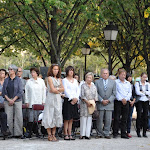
{"left": 25, "top": 78, "right": 46, "bottom": 108}
{"left": 62, "top": 78, "right": 80, "bottom": 101}
{"left": 135, "top": 81, "right": 150, "bottom": 102}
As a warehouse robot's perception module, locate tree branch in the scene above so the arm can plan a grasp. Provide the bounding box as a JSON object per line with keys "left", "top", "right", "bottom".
{"left": 60, "top": 29, "right": 76, "bottom": 61}
{"left": 14, "top": 2, "right": 49, "bottom": 55}
{"left": 61, "top": 19, "right": 90, "bottom": 66}
{"left": 0, "top": 14, "right": 17, "bottom": 24}
{"left": 60, "top": 0, "right": 89, "bottom": 44}
{"left": 30, "top": 4, "right": 48, "bottom": 33}
{"left": 57, "top": 0, "right": 79, "bottom": 32}
{"left": 0, "top": 32, "right": 32, "bottom": 55}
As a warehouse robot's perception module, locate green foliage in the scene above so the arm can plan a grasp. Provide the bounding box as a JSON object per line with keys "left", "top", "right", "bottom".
{"left": 0, "top": 0, "right": 105, "bottom": 67}
{"left": 0, "top": 0, "right": 149, "bottom": 77}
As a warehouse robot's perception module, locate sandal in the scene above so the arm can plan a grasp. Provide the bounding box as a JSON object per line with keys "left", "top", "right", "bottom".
{"left": 69, "top": 135, "right": 75, "bottom": 140}
{"left": 48, "top": 135, "right": 53, "bottom": 141}
{"left": 52, "top": 134, "right": 58, "bottom": 142}
{"left": 64, "top": 135, "right": 70, "bottom": 140}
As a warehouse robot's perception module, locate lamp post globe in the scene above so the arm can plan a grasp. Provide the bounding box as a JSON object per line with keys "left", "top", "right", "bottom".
{"left": 81, "top": 43, "right": 91, "bottom": 73}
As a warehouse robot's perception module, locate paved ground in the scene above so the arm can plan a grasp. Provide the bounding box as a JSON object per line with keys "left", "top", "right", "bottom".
{"left": 0, "top": 129, "right": 150, "bottom": 150}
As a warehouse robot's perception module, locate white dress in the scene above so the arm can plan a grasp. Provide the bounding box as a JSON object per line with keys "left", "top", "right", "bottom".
{"left": 42, "top": 77, "right": 63, "bottom": 128}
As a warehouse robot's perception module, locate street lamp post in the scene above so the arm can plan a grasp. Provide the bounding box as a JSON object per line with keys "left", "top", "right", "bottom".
{"left": 81, "top": 43, "right": 91, "bottom": 73}
{"left": 104, "top": 22, "right": 118, "bottom": 75}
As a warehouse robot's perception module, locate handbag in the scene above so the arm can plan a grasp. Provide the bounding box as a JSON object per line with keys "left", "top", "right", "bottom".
{"left": 92, "top": 110, "right": 99, "bottom": 119}
{"left": 0, "top": 103, "right": 4, "bottom": 109}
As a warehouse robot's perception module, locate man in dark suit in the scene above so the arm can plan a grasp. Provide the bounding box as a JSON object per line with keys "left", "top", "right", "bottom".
{"left": 95, "top": 69, "right": 116, "bottom": 139}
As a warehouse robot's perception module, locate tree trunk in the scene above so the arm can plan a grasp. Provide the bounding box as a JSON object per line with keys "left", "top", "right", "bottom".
{"left": 50, "top": 49, "right": 57, "bottom": 63}
{"left": 124, "top": 52, "right": 131, "bottom": 73}
{"left": 123, "top": 64, "right": 131, "bottom": 73}
{"left": 50, "top": 9, "right": 61, "bottom": 66}
{"left": 146, "top": 60, "right": 150, "bottom": 80}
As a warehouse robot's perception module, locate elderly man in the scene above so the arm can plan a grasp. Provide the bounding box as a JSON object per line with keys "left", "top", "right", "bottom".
{"left": 17, "top": 67, "right": 26, "bottom": 104}
{"left": 95, "top": 69, "right": 116, "bottom": 139}
{"left": 17, "top": 67, "right": 25, "bottom": 85}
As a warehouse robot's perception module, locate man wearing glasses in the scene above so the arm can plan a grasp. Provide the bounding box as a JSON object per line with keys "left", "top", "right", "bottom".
{"left": 17, "top": 68, "right": 26, "bottom": 104}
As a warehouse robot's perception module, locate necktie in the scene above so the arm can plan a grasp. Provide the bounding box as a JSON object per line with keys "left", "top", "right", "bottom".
{"left": 104, "top": 80, "right": 107, "bottom": 91}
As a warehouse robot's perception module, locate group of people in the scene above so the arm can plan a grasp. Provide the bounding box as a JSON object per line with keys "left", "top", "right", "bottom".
{"left": 0, "top": 64, "right": 150, "bottom": 142}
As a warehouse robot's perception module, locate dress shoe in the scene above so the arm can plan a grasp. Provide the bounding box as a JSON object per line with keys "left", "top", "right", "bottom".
{"left": 113, "top": 135, "right": 118, "bottom": 138}
{"left": 14, "top": 135, "right": 25, "bottom": 139}
{"left": 95, "top": 135, "right": 103, "bottom": 139}
{"left": 121, "top": 135, "right": 129, "bottom": 139}
{"left": 143, "top": 133, "right": 148, "bottom": 138}
{"left": 137, "top": 133, "right": 141, "bottom": 137}
{"left": 85, "top": 136, "right": 91, "bottom": 140}
{"left": 3, "top": 131, "right": 11, "bottom": 136}
{"left": 36, "top": 133, "right": 41, "bottom": 138}
{"left": 105, "top": 136, "right": 111, "bottom": 139}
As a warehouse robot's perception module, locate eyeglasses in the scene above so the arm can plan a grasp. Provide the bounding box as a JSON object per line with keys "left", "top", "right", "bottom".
{"left": 18, "top": 71, "right": 22, "bottom": 72}
{"left": 8, "top": 68, "right": 13, "bottom": 71}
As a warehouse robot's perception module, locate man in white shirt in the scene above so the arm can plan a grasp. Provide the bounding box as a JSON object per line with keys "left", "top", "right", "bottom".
{"left": 113, "top": 69, "right": 132, "bottom": 139}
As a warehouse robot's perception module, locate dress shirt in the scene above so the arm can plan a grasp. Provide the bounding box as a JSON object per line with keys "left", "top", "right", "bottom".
{"left": 103, "top": 79, "right": 108, "bottom": 90}
{"left": 6, "top": 77, "right": 15, "bottom": 99}
{"left": 62, "top": 78, "right": 79, "bottom": 101}
{"left": 25, "top": 78, "right": 46, "bottom": 108}
{"left": 135, "top": 81, "right": 150, "bottom": 102}
{"left": 103, "top": 79, "right": 108, "bottom": 86}
{"left": 2, "top": 76, "right": 23, "bottom": 102}
{"left": 115, "top": 79, "right": 132, "bottom": 101}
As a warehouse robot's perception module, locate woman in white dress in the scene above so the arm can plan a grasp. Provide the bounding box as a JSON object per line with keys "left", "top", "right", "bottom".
{"left": 42, "top": 64, "right": 64, "bottom": 141}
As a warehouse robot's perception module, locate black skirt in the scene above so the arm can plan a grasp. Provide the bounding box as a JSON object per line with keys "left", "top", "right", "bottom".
{"left": 62, "top": 97, "right": 79, "bottom": 120}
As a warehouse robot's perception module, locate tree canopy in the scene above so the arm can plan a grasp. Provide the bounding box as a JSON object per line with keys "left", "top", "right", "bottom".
{"left": 0, "top": 0, "right": 149, "bottom": 78}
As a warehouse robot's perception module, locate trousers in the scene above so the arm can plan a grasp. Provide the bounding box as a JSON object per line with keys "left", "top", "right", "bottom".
{"left": 4, "top": 101, "right": 23, "bottom": 136}
{"left": 80, "top": 116, "right": 92, "bottom": 137}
